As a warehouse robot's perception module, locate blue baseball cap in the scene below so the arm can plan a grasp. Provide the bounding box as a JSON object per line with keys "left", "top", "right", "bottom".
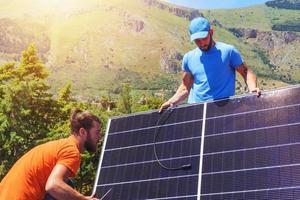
{"left": 189, "top": 17, "right": 210, "bottom": 41}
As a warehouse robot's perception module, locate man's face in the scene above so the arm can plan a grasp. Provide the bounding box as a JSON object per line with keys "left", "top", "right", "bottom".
{"left": 84, "top": 121, "right": 101, "bottom": 153}
{"left": 194, "top": 31, "right": 213, "bottom": 52}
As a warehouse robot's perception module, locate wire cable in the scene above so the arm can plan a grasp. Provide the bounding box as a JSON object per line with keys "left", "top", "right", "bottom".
{"left": 153, "top": 108, "right": 192, "bottom": 170}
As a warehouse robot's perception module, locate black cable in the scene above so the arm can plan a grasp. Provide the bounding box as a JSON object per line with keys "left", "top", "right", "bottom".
{"left": 153, "top": 108, "right": 192, "bottom": 170}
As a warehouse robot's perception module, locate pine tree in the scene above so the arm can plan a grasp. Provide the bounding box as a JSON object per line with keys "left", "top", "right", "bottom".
{"left": 0, "top": 44, "right": 58, "bottom": 178}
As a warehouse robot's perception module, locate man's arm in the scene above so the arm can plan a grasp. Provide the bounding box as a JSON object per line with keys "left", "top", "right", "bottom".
{"left": 236, "top": 63, "right": 261, "bottom": 97}
{"left": 45, "top": 164, "right": 98, "bottom": 200}
{"left": 159, "top": 72, "right": 194, "bottom": 112}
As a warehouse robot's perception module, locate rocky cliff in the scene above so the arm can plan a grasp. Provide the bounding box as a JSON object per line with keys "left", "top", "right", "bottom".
{"left": 144, "top": 0, "right": 202, "bottom": 20}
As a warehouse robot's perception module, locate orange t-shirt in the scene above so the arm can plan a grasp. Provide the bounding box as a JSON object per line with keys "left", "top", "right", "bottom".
{"left": 0, "top": 135, "right": 81, "bottom": 200}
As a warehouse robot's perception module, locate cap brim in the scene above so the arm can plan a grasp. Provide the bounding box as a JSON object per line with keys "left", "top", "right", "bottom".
{"left": 190, "top": 31, "right": 209, "bottom": 41}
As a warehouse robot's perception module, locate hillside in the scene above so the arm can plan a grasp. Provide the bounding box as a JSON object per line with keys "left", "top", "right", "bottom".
{"left": 266, "top": 0, "right": 300, "bottom": 10}
{"left": 0, "top": 0, "right": 299, "bottom": 100}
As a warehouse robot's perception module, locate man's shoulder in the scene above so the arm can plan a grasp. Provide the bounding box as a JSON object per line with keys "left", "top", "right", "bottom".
{"left": 184, "top": 48, "right": 200, "bottom": 58}
{"left": 56, "top": 137, "right": 80, "bottom": 162}
{"left": 60, "top": 136, "right": 80, "bottom": 152}
{"left": 215, "top": 42, "right": 235, "bottom": 50}
{"left": 41, "top": 136, "right": 79, "bottom": 153}
{"left": 42, "top": 137, "right": 68, "bottom": 147}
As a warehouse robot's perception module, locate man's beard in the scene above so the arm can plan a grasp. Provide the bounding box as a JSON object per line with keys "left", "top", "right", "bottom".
{"left": 84, "top": 133, "right": 97, "bottom": 153}
{"left": 199, "top": 37, "right": 213, "bottom": 52}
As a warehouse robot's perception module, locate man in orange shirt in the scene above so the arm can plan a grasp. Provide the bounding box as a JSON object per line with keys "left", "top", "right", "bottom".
{"left": 0, "top": 109, "right": 101, "bottom": 200}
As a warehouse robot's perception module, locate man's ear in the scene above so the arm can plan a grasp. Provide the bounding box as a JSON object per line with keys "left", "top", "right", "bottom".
{"left": 209, "top": 28, "right": 214, "bottom": 36}
{"left": 79, "top": 127, "right": 87, "bottom": 137}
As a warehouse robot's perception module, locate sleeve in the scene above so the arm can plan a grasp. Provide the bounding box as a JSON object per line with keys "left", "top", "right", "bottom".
{"left": 57, "top": 145, "right": 81, "bottom": 176}
{"left": 181, "top": 53, "right": 191, "bottom": 73}
{"left": 230, "top": 46, "right": 244, "bottom": 69}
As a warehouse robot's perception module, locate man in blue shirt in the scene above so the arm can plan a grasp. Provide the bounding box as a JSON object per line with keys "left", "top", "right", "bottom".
{"left": 159, "top": 17, "right": 260, "bottom": 112}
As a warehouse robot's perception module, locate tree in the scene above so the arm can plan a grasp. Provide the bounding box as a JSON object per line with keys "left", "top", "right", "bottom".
{"left": 0, "top": 44, "right": 59, "bottom": 178}
{"left": 117, "top": 84, "right": 133, "bottom": 114}
{"left": 99, "top": 95, "right": 116, "bottom": 112}
{"left": 57, "top": 82, "right": 75, "bottom": 120}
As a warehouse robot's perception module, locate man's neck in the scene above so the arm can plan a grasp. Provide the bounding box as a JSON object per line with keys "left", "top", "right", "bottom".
{"left": 69, "top": 134, "right": 84, "bottom": 153}
{"left": 207, "top": 40, "right": 216, "bottom": 51}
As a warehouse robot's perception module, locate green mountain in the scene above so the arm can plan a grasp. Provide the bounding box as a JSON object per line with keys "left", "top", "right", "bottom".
{"left": 0, "top": 0, "right": 299, "bottom": 100}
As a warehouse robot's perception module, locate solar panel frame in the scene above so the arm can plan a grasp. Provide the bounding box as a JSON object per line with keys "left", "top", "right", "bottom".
{"left": 92, "top": 85, "right": 300, "bottom": 200}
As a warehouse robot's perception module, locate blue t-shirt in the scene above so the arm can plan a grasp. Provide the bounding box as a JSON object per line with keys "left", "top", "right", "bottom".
{"left": 182, "top": 42, "right": 243, "bottom": 103}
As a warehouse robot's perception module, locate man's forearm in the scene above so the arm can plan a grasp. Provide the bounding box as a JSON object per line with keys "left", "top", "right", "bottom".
{"left": 46, "top": 180, "right": 89, "bottom": 200}
{"left": 167, "top": 85, "right": 190, "bottom": 106}
{"left": 245, "top": 68, "right": 258, "bottom": 91}
{"left": 237, "top": 64, "right": 258, "bottom": 92}
{"left": 159, "top": 72, "right": 193, "bottom": 112}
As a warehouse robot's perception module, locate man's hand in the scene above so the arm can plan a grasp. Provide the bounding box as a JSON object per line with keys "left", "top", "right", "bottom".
{"left": 250, "top": 87, "right": 261, "bottom": 97}
{"left": 86, "top": 197, "right": 99, "bottom": 200}
{"left": 86, "top": 192, "right": 100, "bottom": 200}
{"left": 159, "top": 101, "right": 174, "bottom": 113}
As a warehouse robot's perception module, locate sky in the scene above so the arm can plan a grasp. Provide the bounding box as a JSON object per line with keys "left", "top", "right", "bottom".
{"left": 164, "top": 0, "right": 269, "bottom": 9}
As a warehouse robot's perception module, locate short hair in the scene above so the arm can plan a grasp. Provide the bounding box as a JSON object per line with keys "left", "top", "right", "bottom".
{"left": 70, "top": 109, "right": 101, "bottom": 134}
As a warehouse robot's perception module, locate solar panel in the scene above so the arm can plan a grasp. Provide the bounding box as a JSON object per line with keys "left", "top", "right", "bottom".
{"left": 92, "top": 85, "right": 300, "bottom": 200}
